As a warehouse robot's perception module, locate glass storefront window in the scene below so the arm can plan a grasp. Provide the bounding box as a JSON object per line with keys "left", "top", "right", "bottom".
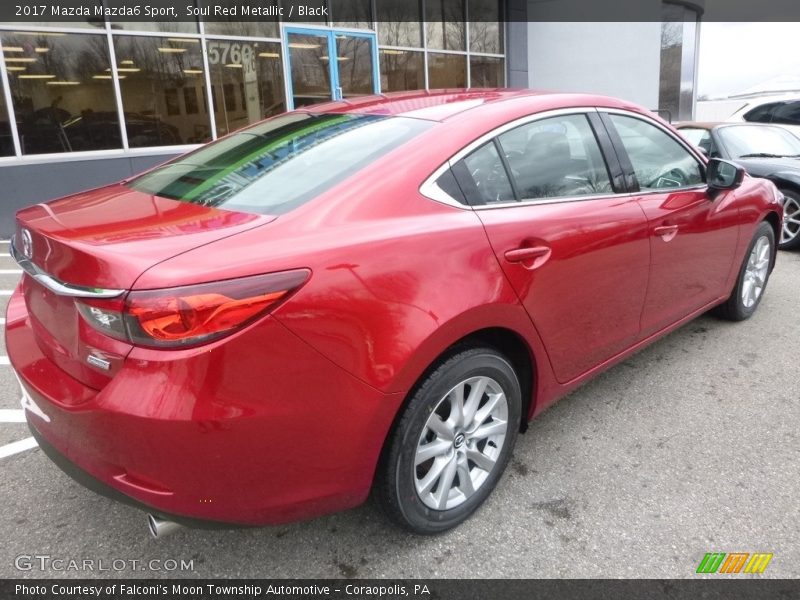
{"left": 468, "top": 0, "right": 503, "bottom": 54}
{"left": 379, "top": 49, "right": 424, "bottom": 92}
{"left": 426, "top": 2, "right": 466, "bottom": 51}
{"left": 336, "top": 35, "right": 375, "bottom": 98}
{"left": 1, "top": 22, "right": 100, "bottom": 29}
{"left": 332, "top": 0, "right": 373, "bottom": 30}
{"left": 111, "top": 22, "right": 198, "bottom": 34}
{"left": 2, "top": 31, "right": 121, "bottom": 154}
{"left": 0, "top": 2, "right": 507, "bottom": 156}
{"left": 207, "top": 39, "right": 285, "bottom": 137}
{"left": 0, "top": 74, "right": 13, "bottom": 156}
{"left": 376, "top": 0, "right": 422, "bottom": 47}
{"left": 200, "top": 0, "right": 277, "bottom": 37}
{"left": 286, "top": 32, "right": 332, "bottom": 109}
{"left": 428, "top": 52, "right": 466, "bottom": 88}
{"left": 202, "top": 19, "right": 278, "bottom": 38}
{"left": 113, "top": 35, "right": 211, "bottom": 147}
{"left": 470, "top": 56, "right": 504, "bottom": 87}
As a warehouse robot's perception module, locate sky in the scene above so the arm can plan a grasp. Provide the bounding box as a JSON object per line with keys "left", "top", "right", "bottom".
{"left": 698, "top": 22, "right": 800, "bottom": 99}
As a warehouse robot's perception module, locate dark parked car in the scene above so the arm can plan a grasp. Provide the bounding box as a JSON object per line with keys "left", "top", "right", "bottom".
{"left": 677, "top": 122, "right": 800, "bottom": 250}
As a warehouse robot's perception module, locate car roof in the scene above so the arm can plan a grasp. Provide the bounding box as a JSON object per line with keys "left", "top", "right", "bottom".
{"left": 676, "top": 121, "right": 789, "bottom": 131}
{"left": 303, "top": 89, "right": 642, "bottom": 122}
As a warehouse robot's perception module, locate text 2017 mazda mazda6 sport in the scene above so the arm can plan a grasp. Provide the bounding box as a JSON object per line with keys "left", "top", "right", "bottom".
{"left": 7, "top": 90, "right": 784, "bottom": 536}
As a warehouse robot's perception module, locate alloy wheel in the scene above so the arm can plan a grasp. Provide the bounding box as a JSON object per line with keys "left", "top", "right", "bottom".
{"left": 782, "top": 194, "right": 800, "bottom": 245}
{"left": 414, "top": 376, "right": 508, "bottom": 510}
{"left": 741, "top": 235, "right": 771, "bottom": 308}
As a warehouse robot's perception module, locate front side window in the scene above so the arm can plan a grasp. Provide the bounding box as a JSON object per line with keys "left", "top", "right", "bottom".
{"left": 679, "top": 127, "right": 716, "bottom": 157}
{"left": 609, "top": 114, "right": 703, "bottom": 191}
{"left": 128, "top": 113, "right": 432, "bottom": 215}
{"left": 497, "top": 114, "right": 613, "bottom": 200}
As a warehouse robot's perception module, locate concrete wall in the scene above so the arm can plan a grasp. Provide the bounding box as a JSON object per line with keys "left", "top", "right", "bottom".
{"left": 0, "top": 153, "right": 178, "bottom": 238}
{"left": 526, "top": 21, "right": 663, "bottom": 110}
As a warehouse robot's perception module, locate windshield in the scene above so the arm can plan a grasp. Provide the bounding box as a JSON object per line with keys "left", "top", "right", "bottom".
{"left": 128, "top": 113, "right": 433, "bottom": 215}
{"left": 717, "top": 125, "right": 800, "bottom": 158}
{"left": 679, "top": 128, "right": 709, "bottom": 147}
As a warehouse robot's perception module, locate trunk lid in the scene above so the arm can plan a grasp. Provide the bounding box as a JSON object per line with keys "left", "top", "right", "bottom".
{"left": 14, "top": 184, "right": 274, "bottom": 391}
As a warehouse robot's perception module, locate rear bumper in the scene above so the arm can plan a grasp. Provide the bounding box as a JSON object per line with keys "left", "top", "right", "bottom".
{"left": 27, "top": 420, "right": 236, "bottom": 529}
{"left": 7, "top": 286, "right": 403, "bottom": 526}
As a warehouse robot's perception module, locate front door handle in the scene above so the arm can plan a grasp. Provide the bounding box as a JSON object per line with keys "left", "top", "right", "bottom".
{"left": 654, "top": 225, "right": 679, "bottom": 242}
{"left": 504, "top": 246, "right": 551, "bottom": 269}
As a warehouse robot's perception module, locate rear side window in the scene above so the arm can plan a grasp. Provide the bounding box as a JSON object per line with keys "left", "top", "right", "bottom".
{"left": 128, "top": 113, "right": 433, "bottom": 215}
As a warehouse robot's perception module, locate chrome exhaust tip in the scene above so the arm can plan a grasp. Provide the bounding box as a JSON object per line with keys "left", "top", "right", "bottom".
{"left": 147, "top": 514, "right": 182, "bottom": 539}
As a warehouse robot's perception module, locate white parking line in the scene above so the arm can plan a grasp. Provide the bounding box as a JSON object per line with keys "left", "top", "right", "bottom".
{"left": 0, "top": 357, "right": 9, "bottom": 365}
{"left": 0, "top": 437, "right": 38, "bottom": 459}
{"left": 0, "top": 318, "right": 5, "bottom": 324}
{"left": 0, "top": 291, "right": 13, "bottom": 296}
{"left": 0, "top": 409, "right": 25, "bottom": 423}
{"left": 0, "top": 270, "right": 21, "bottom": 274}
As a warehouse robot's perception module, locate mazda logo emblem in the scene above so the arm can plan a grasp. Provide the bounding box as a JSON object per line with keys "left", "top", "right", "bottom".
{"left": 20, "top": 229, "right": 33, "bottom": 259}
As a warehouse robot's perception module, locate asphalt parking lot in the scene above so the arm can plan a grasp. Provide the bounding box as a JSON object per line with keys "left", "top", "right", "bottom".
{"left": 0, "top": 241, "right": 797, "bottom": 579}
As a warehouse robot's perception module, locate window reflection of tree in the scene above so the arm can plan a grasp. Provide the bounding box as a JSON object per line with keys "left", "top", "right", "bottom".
{"left": 337, "top": 37, "right": 373, "bottom": 97}
{"left": 376, "top": 0, "right": 423, "bottom": 47}
{"left": 331, "top": 0, "right": 373, "bottom": 29}
{"left": 380, "top": 51, "right": 424, "bottom": 92}
{"left": 468, "top": 0, "right": 503, "bottom": 54}
{"left": 4, "top": 32, "right": 120, "bottom": 153}
{"left": 426, "top": 0, "right": 466, "bottom": 51}
{"left": 115, "top": 36, "right": 210, "bottom": 147}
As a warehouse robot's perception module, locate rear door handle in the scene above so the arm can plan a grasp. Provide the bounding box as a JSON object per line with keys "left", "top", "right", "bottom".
{"left": 653, "top": 225, "right": 679, "bottom": 241}
{"left": 504, "top": 246, "right": 550, "bottom": 266}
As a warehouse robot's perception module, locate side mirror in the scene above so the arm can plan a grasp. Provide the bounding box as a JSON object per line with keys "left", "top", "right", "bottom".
{"left": 707, "top": 158, "right": 745, "bottom": 191}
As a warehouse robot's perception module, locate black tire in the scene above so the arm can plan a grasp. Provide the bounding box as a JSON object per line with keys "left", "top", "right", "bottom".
{"left": 778, "top": 188, "right": 800, "bottom": 251}
{"left": 715, "top": 221, "right": 775, "bottom": 321}
{"left": 376, "top": 347, "right": 522, "bottom": 534}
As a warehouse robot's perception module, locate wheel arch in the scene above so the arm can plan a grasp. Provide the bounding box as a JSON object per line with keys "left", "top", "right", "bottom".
{"left": 391, "top": 324, "right": 540, "bottom": 438}
{"left": 762, "top": 210, "right": 782, "bottom": 267}
{"left": 371, "top": 324, "right": 539, "bottom": 494}
{"left": 768, "top": 173, "right": 800, "bottom": 196}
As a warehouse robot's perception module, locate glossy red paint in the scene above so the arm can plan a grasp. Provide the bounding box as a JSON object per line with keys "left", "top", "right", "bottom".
{"left": 6, "top": 90, "right": 783, "bottom": 526}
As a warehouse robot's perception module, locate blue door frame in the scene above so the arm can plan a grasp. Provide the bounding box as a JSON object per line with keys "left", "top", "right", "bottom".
{"left": 283, "top": 27, "right": 380, "bottom": 110}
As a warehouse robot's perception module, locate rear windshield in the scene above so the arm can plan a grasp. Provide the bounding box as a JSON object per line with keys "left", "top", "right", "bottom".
{"left": 128, "top": 113, "right": 433, "bottom": 215}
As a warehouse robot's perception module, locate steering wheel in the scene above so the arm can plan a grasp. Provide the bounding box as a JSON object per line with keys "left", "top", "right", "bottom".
{"left": 647, "top": 167, "right": 689, "bottom": 189}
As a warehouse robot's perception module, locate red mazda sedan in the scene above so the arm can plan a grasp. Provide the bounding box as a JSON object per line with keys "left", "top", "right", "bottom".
{"left": 7, "top": 90, "right": 783, "bottom": 536}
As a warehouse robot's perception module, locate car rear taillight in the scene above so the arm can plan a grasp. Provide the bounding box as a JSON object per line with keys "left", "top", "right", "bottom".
{"left": 77, "top": 269, "right": 310, "bottom": 349}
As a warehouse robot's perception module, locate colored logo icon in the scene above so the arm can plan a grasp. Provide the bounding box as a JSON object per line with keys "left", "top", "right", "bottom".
{"left": 696, "top": 552, "right": 773, "bottom": 574}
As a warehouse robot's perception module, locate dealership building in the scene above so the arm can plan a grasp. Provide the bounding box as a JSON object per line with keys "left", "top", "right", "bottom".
{"left": 0, "top": 0, "right": 703, "bottom": 236}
